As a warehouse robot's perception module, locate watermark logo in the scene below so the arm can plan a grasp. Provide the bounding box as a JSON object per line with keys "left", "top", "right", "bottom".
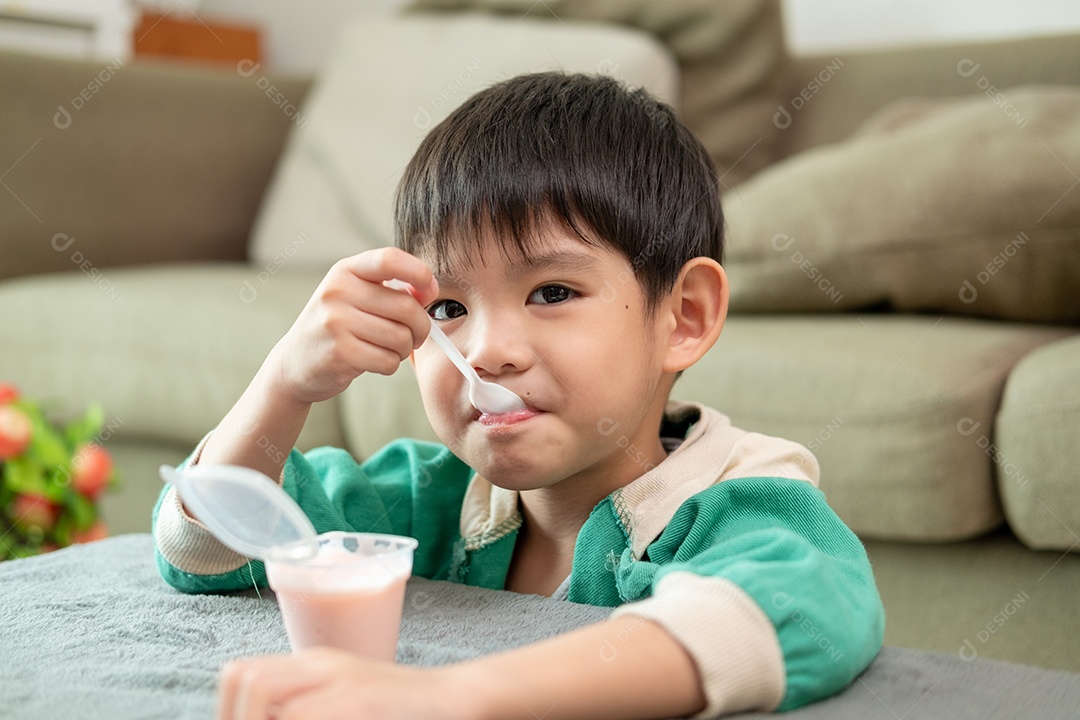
{"left": 956, "top": 59, "right": 1031, "bottom": 129}
{"left": 771, "top": 233, "right": 844, "bottom": 304}
{"left": 771, "top": 592, "right": 844, "bottom": 662}
{"left": 596, "top": 59, "right": 621, "bottom": 76}
{"left": 807, "top": 416, "right": 844, "bottom": 453}
{"left": 957, "top": 232, "right": 1028, "bottom": 304}
{"left": 774, "top": 58, "right": 844, "bottom": 130}
{"left": 598, "top": 233, "right": 671, "bottom": 305}
{"left": 599, "top": 615, "right": 646, "bottom": 662}
{"left": 51, "top": 233, "right": 122, "bottom": 303}
{"left": 413, "top": 58, "right": 485, "bottom": 130}
{"left": 956, "top": 417, "right": 1028, "bottom": 487}
{"left": 237, "top": 59, "right": 309, "bottom": 129}
{"left": 959, "top": 590, "right": 1030, "bottom": 661}
{"left": 53, "top": 58, "right": 125, "bottom": 130}
{"left": 596, "top": 417, "right": 657, "bottom": 473}
{"left": 240, "top": 233, "right": 309, "bottom": 303}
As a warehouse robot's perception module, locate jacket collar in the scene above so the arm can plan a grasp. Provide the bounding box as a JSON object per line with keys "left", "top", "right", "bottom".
{"left": 457, "top": 401, "right": 817, "bottom": 558}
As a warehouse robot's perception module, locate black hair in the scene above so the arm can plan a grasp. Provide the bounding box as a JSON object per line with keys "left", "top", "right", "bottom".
{"left": 394, "top": 71, "right": 723, "bottom": 311}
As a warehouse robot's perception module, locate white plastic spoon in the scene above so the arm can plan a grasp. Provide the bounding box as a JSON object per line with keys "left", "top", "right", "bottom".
{"left": 385, "top": 280, "right": 527, "bottom": 415}
{"left": 425, "top": 320, "right": 527, "bottom": 414}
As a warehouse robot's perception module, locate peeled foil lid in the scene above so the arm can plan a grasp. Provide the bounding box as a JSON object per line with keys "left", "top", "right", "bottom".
{"left": 160, "top": 464, "right": 318, "bottom": 562}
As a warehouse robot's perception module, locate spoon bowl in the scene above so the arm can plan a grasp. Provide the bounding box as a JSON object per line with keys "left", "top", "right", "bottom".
{"left": 424, "top": 320, "right": 527, "bottom": 415}
{"left": 386, "top": 279, "right": 527, "bottom": 415}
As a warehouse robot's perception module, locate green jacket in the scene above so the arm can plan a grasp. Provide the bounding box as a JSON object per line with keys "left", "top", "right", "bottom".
{"left": 154, "top": 402, "right": 884, "bottom": 716}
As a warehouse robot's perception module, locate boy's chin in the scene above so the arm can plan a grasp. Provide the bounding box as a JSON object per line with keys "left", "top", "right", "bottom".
{"left": 459, "top": 451, "right": 562, "bottom": 491}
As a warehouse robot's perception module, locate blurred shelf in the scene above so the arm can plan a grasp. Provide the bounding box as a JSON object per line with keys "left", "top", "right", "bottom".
{"left": 134, "top": 11, "right": 260, "bottom": 66}
{"left": 0, "top": 0, "right": 134, "bottom": 60}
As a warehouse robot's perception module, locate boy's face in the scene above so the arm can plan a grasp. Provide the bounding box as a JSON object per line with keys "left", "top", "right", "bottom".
{"left": 412, "top": 224, "right": 674, "bottom": 494}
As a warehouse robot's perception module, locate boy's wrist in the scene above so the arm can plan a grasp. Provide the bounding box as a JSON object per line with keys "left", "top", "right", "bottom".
{"left": 433, "top": 663, "right": 495, "bottom": 720}
{"left": 197, "top": 361, "right": 312, "bottom": 477}
{"left": 253, "top": 354, "right": 314, "bottom": 417}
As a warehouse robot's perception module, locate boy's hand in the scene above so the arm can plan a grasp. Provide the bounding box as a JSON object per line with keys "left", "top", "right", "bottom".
{"left": 267, "top": 248, "right": 438, "bottom": 405}
{"left": 217, "top": 649, "right": 473, "bottom": 720}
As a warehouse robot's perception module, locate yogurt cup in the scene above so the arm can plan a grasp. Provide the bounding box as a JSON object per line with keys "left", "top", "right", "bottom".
{"left": 265, "top": 531, "right": 418, "bottom": 661}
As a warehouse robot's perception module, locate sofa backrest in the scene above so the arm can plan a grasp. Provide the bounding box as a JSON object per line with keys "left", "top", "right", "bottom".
{"left": 0, "top": 49, "right": 311, "bottom": 281}
{"left": 776, "top": 32, "right": 1080, "bottom": 159}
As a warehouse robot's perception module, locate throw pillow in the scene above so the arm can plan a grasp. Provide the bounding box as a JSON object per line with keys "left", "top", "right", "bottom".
{"left": 408, "top": 0, "right": 788, "bottom": 190}
{"left": 723, "top": 85, "right": 1080, "bottom": 323}
{"left": 249, "top": 14, "right": 678, "bottom": 272}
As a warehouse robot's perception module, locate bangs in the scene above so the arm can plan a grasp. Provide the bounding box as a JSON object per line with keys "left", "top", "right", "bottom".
{"left": 394, "top": 72, "right": 723, "bottom": 306}
{"left": 397, "top": 186, "right": 600, "bottom": 278}
{"left": 393, "top": 73, "right": 606, "bottom": 275}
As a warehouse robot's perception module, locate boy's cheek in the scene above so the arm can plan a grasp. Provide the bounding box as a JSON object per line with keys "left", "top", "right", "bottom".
{"left": 412, "top": 354, "right": 457, "bottom": 408}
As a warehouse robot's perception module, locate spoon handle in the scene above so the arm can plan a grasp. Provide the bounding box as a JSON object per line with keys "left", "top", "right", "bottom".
{"left": 426, "top": 319, "right": 481, "bottom": 384}
{"left": 384, "top": 279, "right": 482, "bottom": 387}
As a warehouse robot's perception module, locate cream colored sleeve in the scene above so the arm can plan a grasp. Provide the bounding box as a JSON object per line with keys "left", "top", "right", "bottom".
{"left": 609, "top": 572, "right": 786, "bottom": 718}
{"left": 719, "top": 432, "right": 820, "bottom": 487}
{"left": 153, "top": 433, "right": 254, "bottom": 575}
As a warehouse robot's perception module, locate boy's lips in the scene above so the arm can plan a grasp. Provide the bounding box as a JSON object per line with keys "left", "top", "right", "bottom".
{"left": 475, "top": 406, "right": 541, "bottom": 427}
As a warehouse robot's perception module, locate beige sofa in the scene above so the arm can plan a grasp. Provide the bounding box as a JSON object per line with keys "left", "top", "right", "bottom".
{"left": 1, "top": 1, "right": 1078, "bottom": 674}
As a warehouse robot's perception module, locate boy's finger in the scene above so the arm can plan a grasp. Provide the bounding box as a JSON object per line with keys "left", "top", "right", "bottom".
{"left": 218, "top": 657, "right": 324, "bottom": 720}
{"left": 340, "top": 248, "right": 437, "bottom": 301}
{"left": 320, "top": 279, "right": 431, "bottom": 351}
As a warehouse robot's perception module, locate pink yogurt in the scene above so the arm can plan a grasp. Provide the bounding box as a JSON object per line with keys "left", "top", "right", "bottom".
{"left": 265, "top": 532, "right": 417, "bottom": 661}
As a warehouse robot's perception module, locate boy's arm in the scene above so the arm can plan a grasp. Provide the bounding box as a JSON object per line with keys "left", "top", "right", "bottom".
{"left": 452, "top": 614, "right": 707, "bottom": 720}
{"left": 195, "top": 362, "right": 313, "bottom": 483}
{"left": 217, "top": 615, "right": 706, "bottom": 720}
{"left": 152, "top": 249, "right": 439, "bottom": 589}
{"left": 197, "top": 248, "right": 437, "bottom": 478}
{"left": 606, "top": 477, "right": 885, "bottom": 715}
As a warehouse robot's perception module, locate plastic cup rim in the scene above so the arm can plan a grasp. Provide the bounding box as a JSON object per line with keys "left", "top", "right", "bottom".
{"left": 266, "top": 531, "right": 419, "bottom": 568}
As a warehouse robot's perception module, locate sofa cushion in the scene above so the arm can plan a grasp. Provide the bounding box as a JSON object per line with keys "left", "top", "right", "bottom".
{"left": 724, "top": 85, "right": 1080, "bottom": 323}
{"left": 408, "top": 0, "right": 787, "bottom": 189}
{"left": 0, "top": 266, "right": 342, "bottom": 453}
{"left": 0, "top": 49, "right": 308, "bottom": 281}
{"left": 249, "top": 13, "right": 678, "bottom": 272}
{"left": 997, "top": 334, "right": 1080, "bottom": 552}
{"left": 675, "top": 315, "right": 1073, "bottom": 541}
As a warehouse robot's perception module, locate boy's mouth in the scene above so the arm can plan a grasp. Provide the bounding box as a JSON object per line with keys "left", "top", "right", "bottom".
{"left": 476, "top": 407, "right": 540, "bottom": 427}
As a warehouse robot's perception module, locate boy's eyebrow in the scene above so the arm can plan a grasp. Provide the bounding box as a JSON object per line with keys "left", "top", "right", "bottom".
{"left": 509, "top": 249, "right": 605, "bottom": 279}
{"left": 434, "top": 249, "right": 606, "bottom": 287}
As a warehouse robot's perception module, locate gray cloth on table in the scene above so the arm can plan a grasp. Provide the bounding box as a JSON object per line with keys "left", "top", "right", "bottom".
{"left": 0, "top": 534, "right": 1078, "bottom": 720}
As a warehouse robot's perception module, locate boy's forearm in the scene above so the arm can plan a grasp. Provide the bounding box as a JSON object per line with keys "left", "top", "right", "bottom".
{"left": 153, "top": 362, "right": 313, "bottom": 583}
{"left": 448, "top": 616, "right": 707, "bottom": 720}
{"left": 198, "top": 362, "right": 312, "bottom": 481}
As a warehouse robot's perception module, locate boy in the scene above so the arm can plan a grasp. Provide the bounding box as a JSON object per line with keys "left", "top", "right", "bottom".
{"left": 154, "top": 72, "right": 884, "bottom": 719}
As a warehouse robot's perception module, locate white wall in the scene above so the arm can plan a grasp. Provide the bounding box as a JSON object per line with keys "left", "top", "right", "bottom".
{"left": 194, "top": 0, "right": 408, "bottom": 74}
{"left": 168, "top": 0, "right": 1080, "bottom": 72}
{"left": 783, "top": 0, "right": 1080, "bottom": 56}
{"left": 6, "top": 1, "right": 1080, "bottom": 68}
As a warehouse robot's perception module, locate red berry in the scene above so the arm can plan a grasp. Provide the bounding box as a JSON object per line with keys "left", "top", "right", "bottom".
{"left": 72, "top": 444, "right": 113, "bottom": 499}
{"left": 10, "top": 493, "right": 59, "bottom": 533}
{"left": 0, "top": 383, "right": 18, "bottom": 404}
{"left": 0, "top": 405, "right": 31, "bottom": 460}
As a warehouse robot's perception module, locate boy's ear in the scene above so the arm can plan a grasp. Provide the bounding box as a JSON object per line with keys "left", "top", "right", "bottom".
{"left": 661, "top": 258, "right": 728, "bottom": 374}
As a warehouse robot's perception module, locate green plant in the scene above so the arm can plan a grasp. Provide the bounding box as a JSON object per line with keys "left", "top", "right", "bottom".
{"left": 0, "top": 383, "right": 118, "bottom": 561}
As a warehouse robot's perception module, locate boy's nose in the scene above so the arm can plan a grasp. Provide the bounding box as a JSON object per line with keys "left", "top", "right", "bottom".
{"left": 463, "top": 314, "right": 533, "bottom": 378}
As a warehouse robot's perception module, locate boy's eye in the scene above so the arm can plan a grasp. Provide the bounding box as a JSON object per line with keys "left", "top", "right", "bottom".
{"left": 428, "top": 300, "right": 467, "bottom": 321}
{"left": 529, "top": 285, "right": 574, "bottom": 305}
